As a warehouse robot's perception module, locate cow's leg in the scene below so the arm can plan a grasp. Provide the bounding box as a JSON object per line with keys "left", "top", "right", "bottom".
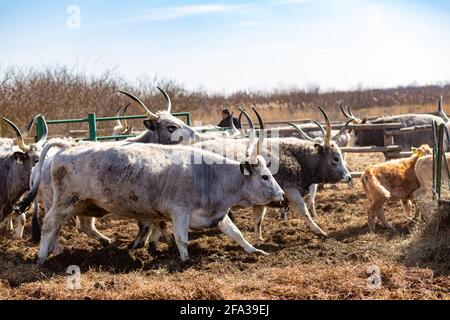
{"left": 12, "top": 213, "right": 26, "bottom": 240}
{"left": 219, "top": 215, "right": 268, "bottom": 255}
{"left": 171, "top": 214, "right": 190, "bottom": 262}
{"left": 280, "top": 207, "right": 289, "bottom": 221}
{"left": 50, "top": 225, "right": 63, "bottom": 255}
{"left": 375, "top": 204, "right": 394, "bottom": 231}
{"left": 6, "top": 216, "right": 13, "bottom": 232}
{"left": 401, "top": 199, "right": 413, "bottom": 217}
{"left": 159, "top": 221, "right": 175, "bottom": 246}
{"left": 252, "top": 205, "right": 266, "bottom": 241}
{"left": 38, "top": 205, "right": 76, "bottom": 265}
{"left": 78, "top": 216, "right": 111, "bottom": 246}
{"left": 305, "top": 184, "right": 318, "bottom": 218}
{"left": 284, "top": 188, "right": 327, "bottom": 236}
{"left": 131, "top": 220, "right": 151, "bottom": 249}
{"left": 368, "top": 201, "right": 378, "bottom": 232}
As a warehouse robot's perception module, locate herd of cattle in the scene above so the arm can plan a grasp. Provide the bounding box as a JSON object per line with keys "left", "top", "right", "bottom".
{"left": 0, "top": 88, "right": 448, "bottom": 265}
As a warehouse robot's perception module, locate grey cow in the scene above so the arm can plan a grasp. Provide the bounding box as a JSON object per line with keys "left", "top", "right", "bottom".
{"left": 342, "top": 97, "right": 450, "bottom": 150}
{"left": 192, "top": 107, "right": 352, "bottom": 240}
{"left": 0, "top": 117, "right": 48, "bottom": 239}
{"left": 28, "top": 127, "right": 283, "bottom": 264}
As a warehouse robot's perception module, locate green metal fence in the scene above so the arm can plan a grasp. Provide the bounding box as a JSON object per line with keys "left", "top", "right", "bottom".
{"left": 35, "top": 112, "right": 190, "bottom": 142}
{"left": 432, "top": 121, "right": 450, "bottom": 200}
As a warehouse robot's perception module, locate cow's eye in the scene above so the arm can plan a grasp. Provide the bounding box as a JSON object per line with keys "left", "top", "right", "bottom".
{"left": 333, "top": 157, "right": 340, "bottom": 163}
{"left": 167, "top": 126, "right": 177, "bottom": 133}
{"left": 262, "top": 175, "right": 269, "bottom": 181}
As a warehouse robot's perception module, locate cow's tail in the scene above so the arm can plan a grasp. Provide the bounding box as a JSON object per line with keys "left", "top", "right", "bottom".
{"left": 362, "top": 168, "right": 391, "bottom": 200}
{"left": 31, "top": 197, "right": 40, "bottom": 242}
{"left": 15, "top": 139, "right": 72, "bottom": 241}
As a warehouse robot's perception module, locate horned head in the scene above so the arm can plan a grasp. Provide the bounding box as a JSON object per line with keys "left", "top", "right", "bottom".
{"left": 2, "top": 115, "right": 48, "bottom": 162}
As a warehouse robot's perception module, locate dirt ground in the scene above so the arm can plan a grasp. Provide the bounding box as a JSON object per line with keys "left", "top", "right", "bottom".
{"left": 1, "top": 152, "right": 449, "bottom": 300}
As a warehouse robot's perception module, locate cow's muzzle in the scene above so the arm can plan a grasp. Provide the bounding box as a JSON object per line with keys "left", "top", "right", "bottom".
{"left": 341, "top": 174, "right": 352, "bottom": 184}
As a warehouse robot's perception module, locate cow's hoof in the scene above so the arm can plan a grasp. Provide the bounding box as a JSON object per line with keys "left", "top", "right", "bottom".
{"left": 99, "top": 238, "right": 112, "bottom": 247}
{"left": 253, "top": 249, "right": 269, "bottom": 256}
{"left": 246, "top": 248, "right": 268, "bottom": 256}
{"left": 128, "top": 241, "right": 142, "bottom": 250}
{"left": 180, "top": 256, "right": 190, "bottom": 263}
{"left": 315, "top": 230, "right": 328, "bottom": 237}
{"left": 148, "top": 243, "right": 158, "bottom": 254}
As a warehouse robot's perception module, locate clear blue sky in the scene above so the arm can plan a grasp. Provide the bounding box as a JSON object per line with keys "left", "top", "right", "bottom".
{"left": 1, "top": 0, "right": 450, "bottom": 93}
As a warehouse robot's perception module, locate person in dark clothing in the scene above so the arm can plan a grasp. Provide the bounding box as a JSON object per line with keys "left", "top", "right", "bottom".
{"left": 217, "top": 108, "right": 241, "bottom": 128}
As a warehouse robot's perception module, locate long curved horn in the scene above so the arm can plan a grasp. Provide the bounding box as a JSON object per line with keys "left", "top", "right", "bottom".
{"left": 121, "top": 102, "right": 131, "bottom": 132}
{"left": 312, "top": 121, "right": 326, "bottom": 139}
{"left": 237, "top": 108, "right": 247, "bottom": 137}
{"left": 347, "top": 105, "right": 356, "bottom": 119}
{"left": 34, "top": 116, "right": 48, "bottom": 148}
{"left": 239, "top": 108, "right": 256, "bottom": 161}
{"left": 23, "top": 114, "right": 42, "bottom": 138}
{"left": 2, "top": 117, "right": 30, "bottom": 151}
{"left": 339, "top": 101, "right": 353, "bottom": 120}
{"left": 115, "top": 105, "right": 124, "bottom": 129}
{"left": 229, "top": 111, "right": 238, "bottom": 132}
{"left": 318, "top": 106, "right": 331, "bottom": 147}
{"left": 332, "top": 119, "right": 353, "bottom": 141}
{"left": 252, "top": 107, "right": 265, "bottom": 155}
{"left": 157, "top": 87, "right": 172, "bottom": 113}
{"left": 118, "top": 91, "right": 159, "bottom": 120}
{"left": 286, "top": 122, "right": 315, "bottom": 142}
{"left": 438, "top": 96, "right": 449, "bottom": 122}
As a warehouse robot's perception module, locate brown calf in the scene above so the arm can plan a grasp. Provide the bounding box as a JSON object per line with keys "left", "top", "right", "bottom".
{"left": 361, "top": 144, "right": 432, "bottom": 231}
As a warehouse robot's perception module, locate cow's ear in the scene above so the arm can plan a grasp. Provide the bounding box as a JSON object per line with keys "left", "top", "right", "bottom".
{"left": 143, "top": 120, "right": 156, "bottom": 131}
{"left": 240, "top": 161, "right": 253, "bottom": 176}
{"left": 13, "top": 152, "right": 29, "bottom": 163}
{"left": 314, "top": 143, "right": 324, "bottom": 154}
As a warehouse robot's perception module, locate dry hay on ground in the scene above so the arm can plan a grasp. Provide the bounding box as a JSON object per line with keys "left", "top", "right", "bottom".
{"left": 0, "top": 152, "right": 450, "bottom": 299}
{"left": 405, "top": 199, "right": 450, "bottom": 275}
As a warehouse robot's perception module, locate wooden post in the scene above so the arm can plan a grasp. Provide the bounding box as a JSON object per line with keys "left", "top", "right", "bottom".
{"left": 383, "top": 129, "right": 396, "bottom": 160}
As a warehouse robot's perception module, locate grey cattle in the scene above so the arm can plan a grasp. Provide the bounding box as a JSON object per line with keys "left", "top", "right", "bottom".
{"left": 191, "top": 107, "right": 352, "bottom": 239}
{"left": 0, "top": 117, "right": 47, "bottom": 239}
{"left": 121, "top": 88, "right": 237, "bottom": 145}
{"left": 25, "top": 109, "right": 260, "bottom": 250}
{"left": 27, "top": 126, "right": 283, "bottom": 264}
{"left": 280, "top": 119, "right": 353, "bottom": 219}
{"left": 342, "top": 98, "right": 450, "bottom": 150}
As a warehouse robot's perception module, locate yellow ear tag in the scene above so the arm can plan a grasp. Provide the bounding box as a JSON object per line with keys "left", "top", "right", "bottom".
{"left": 411, "top": 147, "right": 425, "bottom": 158}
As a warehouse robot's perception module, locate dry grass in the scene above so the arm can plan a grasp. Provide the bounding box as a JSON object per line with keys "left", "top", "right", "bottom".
{"left": 405, "top": 200, "right": 450, "bottom": 275}
{"left": 1, "top": 152, "right": 450, "bottom": 300}
{"left": 1, "top": 65, "right": 449, "bottom": 137}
